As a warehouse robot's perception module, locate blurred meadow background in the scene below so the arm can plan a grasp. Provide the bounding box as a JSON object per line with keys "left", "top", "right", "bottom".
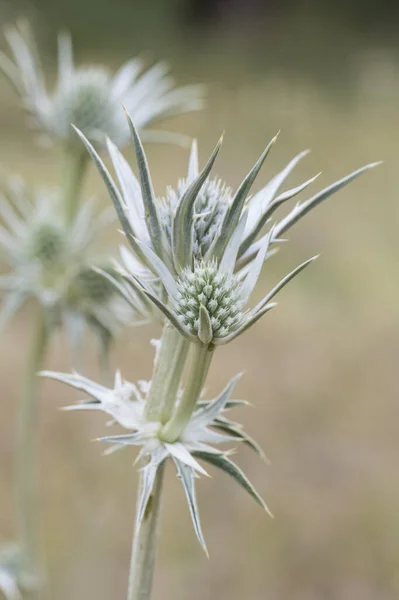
{"left": 1, "top": 0, "right": 399, "bottom": 599}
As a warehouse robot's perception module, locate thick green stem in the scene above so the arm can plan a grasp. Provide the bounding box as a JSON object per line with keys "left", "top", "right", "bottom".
{"left": 160, "top": 343, "right": 214, "bottom": 443}
{"left": 127, "top": 464, "right": 165, "bottom": 600}
{"left": 145, "top": 323, "right": 188, "bottom": 423}
{"left": 62, "top": 148, "right": 88, "bottom": 224}
{"left": 15, "top": 308, "right": 48, "bottom": 591}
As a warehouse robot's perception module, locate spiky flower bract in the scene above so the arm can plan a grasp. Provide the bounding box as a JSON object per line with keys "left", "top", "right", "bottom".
{"left": 42, "top": 366, "right": 270, "bottom": 552}
{"left": 75, "top": 112, "right": 378, "bottom": 345}
{"left": 0, "top": 22, "right": 204, "bottom": 149}
{"left": 0, "top": 174, "right": 151, "bottom": 354}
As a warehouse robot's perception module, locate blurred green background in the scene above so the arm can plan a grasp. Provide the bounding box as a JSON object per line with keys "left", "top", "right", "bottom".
{"left": 1, "top": 1, "right": 399, "bottom": 599}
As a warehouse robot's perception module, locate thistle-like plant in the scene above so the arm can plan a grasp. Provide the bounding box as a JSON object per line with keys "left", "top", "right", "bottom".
{"left": 0, "top": 174, "right": 148, "bottom": 353}
{"left": 0, "top": 22, "right": 204, "bottom": 150}
{"left": 43, "top": 117, "right": 378, "bottom": 600}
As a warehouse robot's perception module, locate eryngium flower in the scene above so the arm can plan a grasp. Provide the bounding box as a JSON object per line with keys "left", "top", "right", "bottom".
{"left": 75, "top": 113, "right": 378, "bottom": 344}
{"left": 0, "top": 22, "right": 204, "bottom": 149}
{"left": 42, "top": 368, "right": 269, "bottom": 552}
{"left": 0, "top": 175, "right": 150, "bottom": 353}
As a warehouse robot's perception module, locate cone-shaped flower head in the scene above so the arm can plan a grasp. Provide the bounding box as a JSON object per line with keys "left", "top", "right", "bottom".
{"left": 42, "top": 365, "right": 269, "bottom": 553}
{"left": 0, "top": 22, "right": 204, "bottom": 149}
{"left": 0, "top": 174, "right": 151, "bottom": 353}
{"left": 75, "top": 112, "right": 379, "bottom": 344}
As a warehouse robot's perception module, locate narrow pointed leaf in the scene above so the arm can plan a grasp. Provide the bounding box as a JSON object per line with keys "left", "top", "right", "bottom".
{"left": 106, "top": 137, "right": 149, "bottom": 243}
{"left": 213, "top": 421, "right": 267, "bottom": 460}
{"left": 40, "top": 370, "right": 109, "bottom": 400}
{"left": 124, "top": 110, "right": 167, "bottom": 261}
{"left": 172, "top": 134, "right": 223, "bottom": 270}
{"left": 192, "top": 451, "right": 272, "bottom": 516}
{"left": 173, "top": 459, "right": 208, "bottom": 554}
{"left": 215, "top": 302, "right": 277, "bottom": 345}
{"left": 274, "top": 162, "right": 381, "bottom": 239}
{"left": 136, "top": 462, "right": 159, "bottom": 529}
{"left": 209, "top": 134, "right": 278, "bottom": 260}
{"left": 96, "top": 432, "right": 147, "bottom": 445}
{"left": 219, "top": 211, "right": 247, "bottom": 276}
{"left": 253, "top": 256, "right": 318, "bottom": 313}
{"left": 191, "top": 373, "right": 242, "bottom": 427}
{"left": 239, "top": 226, "right": 274, "bottom": 305}
{"left": 187, "top": 139, "right": 199, "bottom": 181}
{"left": 165, "top": 442, "right": 208, "bottom": 475}
{"left": 73, "top": 127, "right": 151, "bottom": 265}
{"left": 240, "top": 172, "right": 320, "bottom": 256}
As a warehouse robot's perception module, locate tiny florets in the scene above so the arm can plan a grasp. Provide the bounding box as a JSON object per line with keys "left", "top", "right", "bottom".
{"left": 161, "top": 177, "right": 231, "bottom": 259}
{"left": 28, "top": 221, "right": 66, "bottom": 264}
{"left": 175, "top": 260, "right": 243, "bottom": 339}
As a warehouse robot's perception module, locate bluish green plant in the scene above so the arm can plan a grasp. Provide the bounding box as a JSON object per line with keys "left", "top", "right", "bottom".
{"left": 43, "top": 114, "right": 379, "bottom": 600}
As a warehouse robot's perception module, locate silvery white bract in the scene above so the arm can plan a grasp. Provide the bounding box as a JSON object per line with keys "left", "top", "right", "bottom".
{"left": 75, "top": 112, "right": 378, "bottom": 345}
{"left": 42, "top": 368, "right": 270, "bottom": 553}
{"left": 0, "top": 22, "right": 204, "bottom": 149}
{"left": 0, "top": 175, "right": 148, "bottom": 353}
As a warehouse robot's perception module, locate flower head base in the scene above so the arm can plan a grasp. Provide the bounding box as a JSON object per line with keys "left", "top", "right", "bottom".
{"left": 176, "top": 260, "right": 243, "bottom": 339}
{"left": 0, "top": 23, "right": 204, "bottom": 148}
{"left": 42, "top": 368, "right": 270, "bottom": 553}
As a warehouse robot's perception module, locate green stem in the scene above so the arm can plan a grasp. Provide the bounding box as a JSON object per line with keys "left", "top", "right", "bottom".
{"left": 145, "top": 323, "right": 188, "bottom": 423}
{"left": 62, "top": 148, "right": 88, "bottom": 224}
{"left": 127, "top": 463, "right": 165, "bottom": 600}
{"left": 15, "top": 308, "right": 48, "bottom": 591}
{"left": 160, "top": 343, "right": 214, "bottom": 443}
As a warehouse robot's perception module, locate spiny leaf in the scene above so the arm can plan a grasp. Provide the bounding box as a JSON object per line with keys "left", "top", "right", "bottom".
{"left": 208, "top": 133, "right": 278, "bottom": 261}
{"left": 172, "top": 134, "right": 223, "bottom": 271}
{"left": 274, "top": 162, "right": 381, "bottom": 239}
{"left": 192, "top": 451, "right": 272, "bottom": 516}
{"left": 173, "top": 458, "right": 208, "bottom": 555}
{"left": 124, "top": 110, "right": 168, "bottom": 263}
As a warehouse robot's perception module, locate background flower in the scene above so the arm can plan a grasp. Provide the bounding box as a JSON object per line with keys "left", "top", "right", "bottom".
{"left": 0, "top": 22, "right": 204, "bottom": 149}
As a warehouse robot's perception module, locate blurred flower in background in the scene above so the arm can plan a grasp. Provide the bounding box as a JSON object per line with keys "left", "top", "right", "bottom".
{"left": 0, "top": 21, "right": 205, "bottom": 149}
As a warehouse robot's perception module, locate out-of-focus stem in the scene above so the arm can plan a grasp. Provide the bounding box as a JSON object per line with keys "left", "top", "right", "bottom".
{"left": 62, "top": 147, "right": 88, "bottom": 224}
{"left": 15, "top": 307, "right": 48, "bottom": 595}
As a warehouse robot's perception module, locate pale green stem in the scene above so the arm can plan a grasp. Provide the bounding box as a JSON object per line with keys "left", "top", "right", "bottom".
{"left": 144, "top": 323, "right": 188, "bottom": 423}
{"left": 15, "top": 308, "right": 48, "bottom": 593}
{"left": 127, "top": 324, "right": 189, "bottom": 600}
{"left": 127, "top": 464, "right": 165, "bottom": 600}
{"left": 62, "top": 147, "right": 88, "bottom": 224}
{"left": 160, "top": 342, "right": 214, "bottom": 443}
